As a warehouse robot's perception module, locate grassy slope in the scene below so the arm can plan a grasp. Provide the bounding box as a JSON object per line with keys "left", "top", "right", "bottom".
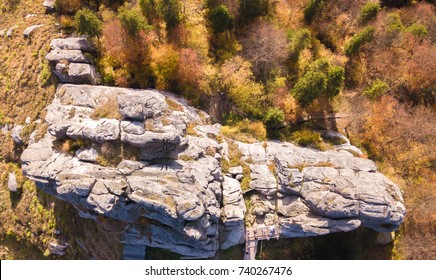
{"left": 0, "top": 0, "right": 123, "bottom": 260}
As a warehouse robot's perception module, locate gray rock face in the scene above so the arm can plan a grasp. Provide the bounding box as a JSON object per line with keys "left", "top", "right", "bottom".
{"left": 21, "top": 84, "right": 406, "bottom": 258}
{"left": 46, "top": 49, "right": 92, "bottom": 64}
{"left": 54, "top": 63, "right": 100, "bottom": 85}
{"left": 8, "top": 173, "right": 18, "bottom": 192}
{"left": 23, "top": 24, "right": 44, "bottom": 38}
{"left": 50, "top": 38, "right": 94, "bottom": 52}
{"left": 46, "top": 38, "right": 100, "bottom": 85}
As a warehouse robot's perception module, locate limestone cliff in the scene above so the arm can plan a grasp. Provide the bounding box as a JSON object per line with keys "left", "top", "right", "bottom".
{"left": 21, "top": 83, "right": 406, "bottom": 258}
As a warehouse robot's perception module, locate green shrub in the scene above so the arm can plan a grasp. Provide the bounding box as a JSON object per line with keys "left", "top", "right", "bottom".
{"left": 74, "top": 8, "right": 102, "bottom": 37}
{"left": 406, "top": 24, "right": 428, "bottom": 38}
{"left": 303, "top": 0, "right": 323, "bottom": 24}
{"left": 118, "top": 7, "right": 148, "bottom": 36}
{"left": 139, "top": 0, "right": 157, "bottom": 22}
{"left": 292, "top": 70, "right": 327, "bottom": 106}
{"left": 387, "top": 13, "right": 404, "bottom": 33}
{"left": 344, "top": 26, "right": 375, "bottom": 56}
{"left": 292, "top": 59, "right": 344, "bottom": 106}
{"left": 292, "top": 129, "right": 322, "bottom": 148}
{"left": 263, "top": 108, "right": 285, "bottom": 130}
{"left": 361, "top": 2, "right": 380, "bottom": 23}
{"left": 156, "top": 0, "right": 181, "bottom": 29}
{"left": 209, "top": 5, "right": 234, "bottom": 34}
{"left": 289, "top": 28, "right": 311, "bottom": 55}
{"left": 326, "top": 66, "right": 345, "bottom": 98}
{"left": 239, "top": 0, "right": 269, "bottom": 24}
{"left": 363, "top": 79, "right": 389, "bottom": 100}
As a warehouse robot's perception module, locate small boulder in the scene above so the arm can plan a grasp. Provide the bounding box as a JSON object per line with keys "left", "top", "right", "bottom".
{"left": 75, "top": 148, "right": 98, "bottom": 162}
{"left": 48, "top": 241, "right": 68, "bottom": 256}
{"left": 11, "top": 125, "right": 23, "bottom": 144}
{"left": 43, "top": 0, "right": 55, "bottom": 13}
{"left": 23, "top": 24, "right": 44, "bottom": 38}
{"left": 8, "top": 173, "right": 18, "bottom": 192}
{"left": 375, "top": 232, "right": 395, "bottom": 245}
{"left": 6, "top": 26, "right": 18, "bottom": 38}
{"left": 228, "top": 166, "right": 243, "bottom": 176}
{"left": 25, "top": 14, "right": 38, "bottom": 19}
{"left": 0, "top": 30, "right": 5, "bottom": 37}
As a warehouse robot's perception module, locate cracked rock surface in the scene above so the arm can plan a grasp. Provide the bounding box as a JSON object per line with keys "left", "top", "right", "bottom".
{"left": 21, "top": 84, "right": 405, "bottom": 258}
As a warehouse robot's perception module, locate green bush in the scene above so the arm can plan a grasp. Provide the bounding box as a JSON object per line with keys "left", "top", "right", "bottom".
{"left": 263, "top": 108, "right": 285, "bottom": 130}
{"left": 118, "top": 7, "right": 148, "bottom": 36}
{"left": 361, "top": 2, "right": 380, "bottom": 23}
{"left": 363, "top": 79, "right": 389, "bottom": 100}
{"left": 303, "top": 0, "right": 323, "bottom": 24}
{"left": 239, "top": 0, "right": 269, "bottom": 24}
{"left": 156, "top": 0, "right": 181, "bottom": 29}
{"left": 387, "top": 13, "right": 404, "bottom": 33}
{"left": 344, "top": 26, "right": 375, "bottom": 56}
{"left": 139, "top": 0, "right": 157, "bottom": 22}
{"left": 406, "top": 24, "right": 428, "bottom": 37}
{"left": 292, "top": 59, "right": 344, "bottom": 106}
{"left": 326, "top": 66, "right": 345, "bottom": 98}
{"left": 209, "top": 5, "right": 234, "bottom": 34}
{"left": 289, "top": 28, "right": 311, "bottom": 55}
{"left": 74, "top": 8, "right": 102, "bottom": 37}
{"left": 292, "top": 70, "right": 327, "bottom": 106}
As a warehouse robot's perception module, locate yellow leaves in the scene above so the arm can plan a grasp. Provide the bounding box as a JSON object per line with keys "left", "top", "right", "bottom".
{"left": 220, "top": 56, "right": 265, "bottom": 116}
{"left": 150, "top": 43, "right": 179, "bottom": 90}
{"left": 221, "top": 119, "right": 267, "bottom": 143}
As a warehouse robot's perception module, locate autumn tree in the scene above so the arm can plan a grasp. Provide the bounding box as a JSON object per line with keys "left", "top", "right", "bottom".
{"left": 219, "top": 56, "right": 265, "bottom": 116}
{"left": 241, "top": 20, "right": 288, "bottom": 79}
{"left": 150, "top": 44, "right": 179, "bottom": 89}
{"left": 100, "top": 19, "right": 153, "bottom": 87}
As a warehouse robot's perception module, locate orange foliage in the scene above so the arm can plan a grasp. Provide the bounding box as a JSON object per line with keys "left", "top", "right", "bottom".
{"left": 101, "top": 19, "right": 156, "bottom": 87}
{"left": 176, "top": 48, "right": 203, "bottom": 91}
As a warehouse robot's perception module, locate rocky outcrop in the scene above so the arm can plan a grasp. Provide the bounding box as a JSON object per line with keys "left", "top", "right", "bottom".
{"left": 46, "top": 38, "right": 100, "bottom": 85}
{"left": 21, "top": 84, "right": 405, "bottom": 259}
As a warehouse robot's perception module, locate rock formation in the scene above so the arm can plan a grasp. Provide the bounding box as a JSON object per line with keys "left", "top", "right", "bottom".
{"left": 46, "top": 37, "right": 101, "bottom": 85}
{"left": 19, "top": 37, "right": 406, "bottom": 259}
{"left": 21, "top": 83, "right": 406, "bottom": 258}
